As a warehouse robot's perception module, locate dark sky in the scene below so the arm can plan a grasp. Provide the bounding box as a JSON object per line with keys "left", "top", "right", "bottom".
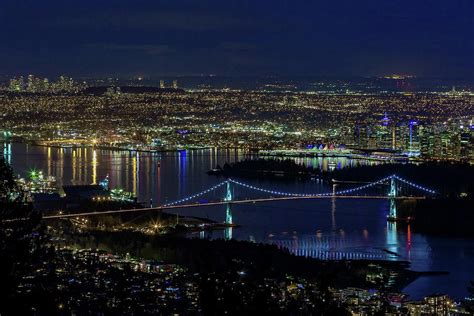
{"left": 0, "top": 0, "right": 473, "bottom": 78}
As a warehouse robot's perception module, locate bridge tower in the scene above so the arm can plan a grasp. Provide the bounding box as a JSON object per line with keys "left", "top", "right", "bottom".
{"left": 224, "top": 180, "right": 233, "bottom": 225}
{"left": 387, "top": 176, "right": 398, "bottom": 222}
{"left": 224, "top": 180, "right": 233, "bottom": 240}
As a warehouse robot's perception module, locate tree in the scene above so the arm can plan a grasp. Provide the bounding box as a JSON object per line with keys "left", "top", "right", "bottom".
{"left": 0, "top": 157, "right": 55, "bottom": 315}
{"left": 0, "top": 157, "right": 22, "bottom": 203}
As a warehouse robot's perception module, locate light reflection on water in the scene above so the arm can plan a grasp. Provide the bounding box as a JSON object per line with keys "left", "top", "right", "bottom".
{"left": 4, "top": 142, "right": 474, "bottom": 299}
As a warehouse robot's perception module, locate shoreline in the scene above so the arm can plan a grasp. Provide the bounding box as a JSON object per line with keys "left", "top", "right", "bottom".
{"left": 258, "top": 149, "right": 411, "bottom": 162}
{"left": 29, "top": 142, "right": 212, "bottom": 153}
{"left": 6, "top": 139, "right": 413, "bottom": 161}
{"left": 56, "top": 229, "right": 456, "bottom": 299}
{"left": 6, "top": 139, "right": 461, "bottom": 165}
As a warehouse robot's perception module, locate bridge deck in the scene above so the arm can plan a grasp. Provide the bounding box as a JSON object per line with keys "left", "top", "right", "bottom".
{"left": 42, "top": 195, "right": 425, "bottom": 220}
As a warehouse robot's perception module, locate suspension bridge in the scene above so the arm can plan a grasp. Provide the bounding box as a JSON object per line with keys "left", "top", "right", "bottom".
{"left": 42, "top": 174, "right": 437, "bottom": 223}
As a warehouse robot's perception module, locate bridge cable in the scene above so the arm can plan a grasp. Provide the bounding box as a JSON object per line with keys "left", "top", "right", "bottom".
{"left": 391, "top": 175, "right": 436, "bottom": 194}
{"left": 163, "top": 180, "right": 229, "bottom": 206}
{"left": 228, "top": 175, "right": 394, "bottom": 197}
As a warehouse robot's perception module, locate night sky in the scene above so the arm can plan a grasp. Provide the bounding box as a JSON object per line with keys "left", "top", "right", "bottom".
{"left": 0, "top": 0, "right": 473, "bottom": 78}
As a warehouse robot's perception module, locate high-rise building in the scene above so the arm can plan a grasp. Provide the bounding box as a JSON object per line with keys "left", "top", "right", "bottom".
{"left": 395, "top": 121, "right": 420, "bottom": 155}
{"left": 407, "top": 121, "right": 421, "bottom": 156}
{"left": 8, "top": 76, "right": 24, "bottom": 92}
{"left": 377, "top": 114, "right": 392, "bottom": 149}
{"left": 160, "top": 80, "right": 165, "bottom": 89}
{"left": 353, "top": 122, "right": 371, "bottom": 149}
{"left": 7, "top": 74, "right": 84, "bottom": 94}
{"left": 42, "top": 78, "right": 49, "bottom": 91}
{"left": 53, "top": 75, "right": 79, "bottom": 93}
{"left": 423, "top": 294, "right": 452, "bottom": 315}
{"left": 460, "top": 131, "right": 473, "bottom": 161}
{"left": 172, "top": 80, "right": 178, "bottom": 89}
{"left": 26, "top": 74, "right": 36, "bottom": 92}
{"left": 420, "top": 126, "right": 435, "bottom": 158}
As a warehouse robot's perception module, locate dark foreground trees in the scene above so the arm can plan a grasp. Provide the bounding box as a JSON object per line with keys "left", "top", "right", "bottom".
{"left": 0, "top": 157, "right": 57, "bottom": 314}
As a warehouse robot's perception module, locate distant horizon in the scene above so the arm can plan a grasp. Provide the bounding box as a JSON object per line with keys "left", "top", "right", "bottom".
{"left": 2, "top": 73, "right": 474, "bottom": 81}
{"left": 1, "top": 1, "right": 472, "bottom": 78}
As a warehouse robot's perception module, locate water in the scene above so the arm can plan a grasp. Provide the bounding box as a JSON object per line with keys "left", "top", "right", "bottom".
{"left": 3, "top": 142, "right": 474, "bottom": 300}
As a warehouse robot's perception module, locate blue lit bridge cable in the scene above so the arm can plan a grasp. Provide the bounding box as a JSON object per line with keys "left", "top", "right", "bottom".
{"left": 163, "top": 180, "right": 229, "bottom": 207}
{"left": 391, "top": 175, "right": 436, "bottom": 194}
{"left": 228, "top": 179, "right": 313, "bottom": 197}
{"left": 332, "top": 175, "right": 393, "bottom": 195}
{"left": 229, "top": 175, "right": 394, "bottom": 197}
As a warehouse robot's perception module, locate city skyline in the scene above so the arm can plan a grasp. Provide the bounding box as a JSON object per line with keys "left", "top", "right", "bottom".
{"left": 1, "top": 1, "right": 474, "bottom": 314}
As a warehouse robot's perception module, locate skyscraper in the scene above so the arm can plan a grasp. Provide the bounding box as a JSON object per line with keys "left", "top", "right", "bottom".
{"left": 8, "top": 76, "right": 24, "bottom": 92}
{"left": 27, "top": 74, "right": 35, "bottom": 92}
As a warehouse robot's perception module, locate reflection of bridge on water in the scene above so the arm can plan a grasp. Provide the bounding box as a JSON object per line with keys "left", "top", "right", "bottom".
{"left": 265, "top": 219, "right": 412, "bottom": 261}
{"left": 269, "top": 236, "right": 390, "bottom": 260}
{"left": 43, "top": 174, "right": 436, "bottom": 225}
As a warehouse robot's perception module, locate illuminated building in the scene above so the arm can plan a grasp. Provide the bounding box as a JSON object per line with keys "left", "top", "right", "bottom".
{"left": 8, "top": 76, "right": 24, "bottom": 92}
{"left": 460, "top": 130, "right": 473, "bottom": 161}
{"left": 27, "top": 74, "right": 36, "bottom": 92}
{"left": 423, "top": 294, "right": 454, "bottom": 315}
